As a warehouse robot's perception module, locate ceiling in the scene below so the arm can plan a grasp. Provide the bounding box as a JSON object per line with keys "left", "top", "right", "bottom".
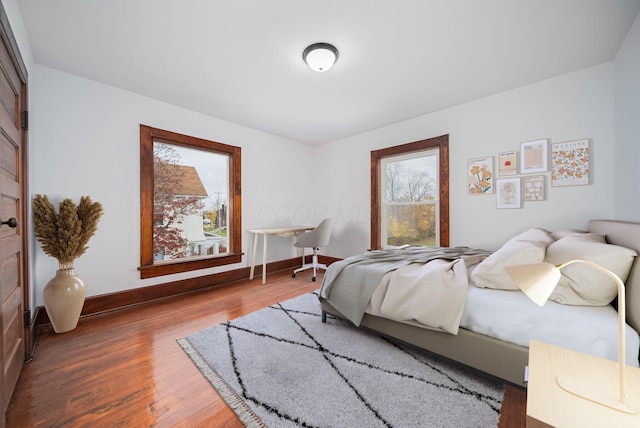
{"left": 16, "top": 0, "right": 640, "bottom": 146}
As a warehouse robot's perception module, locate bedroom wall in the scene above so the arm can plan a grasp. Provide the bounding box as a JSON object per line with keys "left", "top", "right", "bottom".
{"left": 614, "top": 11, "right": 640, "bottom": 222}
{"left": 315, "top": 63, "right": 617, "bottom": 257}
{"left": 29, "top": 65, "right": 316, "bottom": 307}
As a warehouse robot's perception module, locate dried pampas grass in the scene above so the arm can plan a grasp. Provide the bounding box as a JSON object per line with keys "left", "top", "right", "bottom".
{"left": 33, "top": 194, "right": 104, "bottom": 270}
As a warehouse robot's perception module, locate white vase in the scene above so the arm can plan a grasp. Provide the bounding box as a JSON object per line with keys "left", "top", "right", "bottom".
{"left": 43, "top": 268, "right": 86, "bottom": 333}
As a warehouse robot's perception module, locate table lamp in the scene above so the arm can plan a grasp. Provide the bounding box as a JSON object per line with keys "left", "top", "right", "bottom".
{"left": 506, "top": 259, "right": 637, "bottom": 414}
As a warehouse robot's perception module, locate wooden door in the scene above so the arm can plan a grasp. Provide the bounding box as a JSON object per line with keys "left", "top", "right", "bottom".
{"left": 0, "top": 7, "right": 29, "bottom": 427}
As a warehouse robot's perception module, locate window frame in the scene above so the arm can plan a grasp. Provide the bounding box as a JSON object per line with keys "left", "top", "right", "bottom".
{"left": 371, "top": 135, "right": 449, "bottom": 250}
{"left": 139, "top": 125, "right": 242, "bottom": 279}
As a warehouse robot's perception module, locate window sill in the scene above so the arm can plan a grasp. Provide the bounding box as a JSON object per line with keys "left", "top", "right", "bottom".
{"left": 139, "top": 252, "right": 243, "bottom": 279}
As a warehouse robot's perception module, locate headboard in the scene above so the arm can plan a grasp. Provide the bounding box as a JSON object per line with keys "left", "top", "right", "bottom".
{"left": 588, "top": 220, "right": 640, "bottom": 334}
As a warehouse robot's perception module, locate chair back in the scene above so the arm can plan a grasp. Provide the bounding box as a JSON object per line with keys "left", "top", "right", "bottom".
{"left": 295, "top": 218, "right": 333, "bottom": 248}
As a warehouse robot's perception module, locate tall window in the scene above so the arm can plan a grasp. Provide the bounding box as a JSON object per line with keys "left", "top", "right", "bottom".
{"left": 371, "top": 135, "right": 449, "bottom": 249}
{"left": 139, "top": 125, "right": 242, "bottom": 279}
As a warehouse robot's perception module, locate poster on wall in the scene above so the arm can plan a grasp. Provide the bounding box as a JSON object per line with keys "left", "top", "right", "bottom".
{"left": 496, "top": 178, "right": 521, "bottom": 208}
{"left": 467, "top": 156, "right": 494, "bottom": 195}
{"left": 551, "top": 139, "right": 590, "bottom": 187}
{"left": 524, "top": 175, "right": 545, "bottom": 201}
{"left": 520, "top": 139, "right": 549, "bottom": 174}
{"left": 498, "top": 151, "right": 518, "bottom": 176}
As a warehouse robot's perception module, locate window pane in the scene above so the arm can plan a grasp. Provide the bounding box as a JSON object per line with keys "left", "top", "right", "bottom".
{"left": 384, "top": 203, "right": 437, "bottom": 246}
{"left": 381, "top": 149, "right": 439, "bottom": 247}
{"left": 153, "top": 142, "right": 229, "bottom": 262}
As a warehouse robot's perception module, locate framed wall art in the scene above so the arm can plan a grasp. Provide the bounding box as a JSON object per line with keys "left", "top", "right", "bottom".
{"left": 520, "top": 139, "right": 548, "bottom": 174}
{"left": 498, "top": 151, "right": 518, "bottom": 176}
{"left": 523, "top": 175, "right": 545, "bottom": 201}
{"left": 496, "top": 177, "right": 521, "bottom": 209}
{"left": 467, "top": 156, "right": 493, "bottom": 195}
{"left": 551, "top": 139, "right": 590, "bottom": 187}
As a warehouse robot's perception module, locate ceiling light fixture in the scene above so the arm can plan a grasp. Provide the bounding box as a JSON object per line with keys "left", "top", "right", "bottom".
{"left": 302, "top": 42, "right": 339, "bottom": 72}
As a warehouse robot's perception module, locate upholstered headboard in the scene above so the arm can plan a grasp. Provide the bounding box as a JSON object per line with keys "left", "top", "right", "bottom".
{"left": 588, "top": 220, "right": 640, "bottom": 334}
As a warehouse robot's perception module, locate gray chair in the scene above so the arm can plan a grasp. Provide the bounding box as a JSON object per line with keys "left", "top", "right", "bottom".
{"left": 292, "top": 218, "right": 333, "bottom": 282}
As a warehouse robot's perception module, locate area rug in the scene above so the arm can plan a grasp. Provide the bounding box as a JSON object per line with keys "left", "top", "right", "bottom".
{"left": 178, "top": 291, "right": 504, "bottom": 427}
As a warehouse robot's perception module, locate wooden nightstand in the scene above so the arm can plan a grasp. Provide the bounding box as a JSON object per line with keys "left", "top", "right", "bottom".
{"left": 526, "top": 339, "right": 640, "bottom": 427}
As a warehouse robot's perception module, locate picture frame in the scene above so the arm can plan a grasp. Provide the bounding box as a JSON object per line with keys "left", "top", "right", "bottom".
{"left": 520, "top": 139, "right": 548, "bottom": 174}
{"left": 498, "top": 151, "right": 518, "bottom": 176}
{"left": 551, "top": 139, "right": 590, "bottom": 187}
{"left": 467, "top": 156, "right": 494, "bottom": 195}
{"left": 496, "top": 177, "right": 521, "bottom": 209}
{"left": 523, "top": 175, "right": 545, "bottom": 201}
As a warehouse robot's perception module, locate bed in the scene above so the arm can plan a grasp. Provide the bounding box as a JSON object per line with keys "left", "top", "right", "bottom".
{"left": 319, "top": 220, "right": 640, "bottom": 388}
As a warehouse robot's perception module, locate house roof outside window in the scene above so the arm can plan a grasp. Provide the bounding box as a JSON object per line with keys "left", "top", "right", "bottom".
{"left": 168, "top": 165, "right": 208, "bottom": 198}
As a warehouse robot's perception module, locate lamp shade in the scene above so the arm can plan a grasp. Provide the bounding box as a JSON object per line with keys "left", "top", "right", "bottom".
{"left": 505, "top": 262, "right": 561, "bottom": 306}
{"left": 303, "top": 43, "right": 338, "bottom": 72}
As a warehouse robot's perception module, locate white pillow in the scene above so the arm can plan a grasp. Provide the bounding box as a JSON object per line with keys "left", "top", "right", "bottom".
{"left": 471, "top": 228, "right": 554, "bottom": 290}
{"left": 546, "top": 234, "right": 637, "bottom": 306}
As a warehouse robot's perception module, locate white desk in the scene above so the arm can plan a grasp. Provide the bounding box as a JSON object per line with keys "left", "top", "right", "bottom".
{"left": 248, "top": 226, "right": 313, "bottom": 284}
{"left": 527, "top": 339, "right": 640, "bottom": 427}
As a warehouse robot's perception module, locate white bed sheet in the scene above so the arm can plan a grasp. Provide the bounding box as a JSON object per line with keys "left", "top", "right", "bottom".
{"left": 460, "top": 283, "right": 640, "bottom": 367}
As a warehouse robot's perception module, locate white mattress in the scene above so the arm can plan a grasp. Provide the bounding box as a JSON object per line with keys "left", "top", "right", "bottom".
{"left": 460, "top": 283, "right": 640, "bottom": 367}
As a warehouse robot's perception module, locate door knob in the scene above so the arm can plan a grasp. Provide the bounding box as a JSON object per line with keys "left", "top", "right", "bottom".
{"left": 1, "top": 218, "right": 18, "bottom": 228}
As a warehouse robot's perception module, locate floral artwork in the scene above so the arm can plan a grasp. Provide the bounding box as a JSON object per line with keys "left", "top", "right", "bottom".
{"left": 524, "top": 175, "right": 545, "bottom": 201}
{"left": 496, "top": 178, "right": 521, "bottom": 208}
{"left": 551, "top": 139, "right": 590, "bottom": 186}
{"left": 468, "top": 157, "right": 493, "bottom": 195}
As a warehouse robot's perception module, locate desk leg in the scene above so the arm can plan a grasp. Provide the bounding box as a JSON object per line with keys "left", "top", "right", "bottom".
{"left": 249, "top": 233, "right": 259, "bottom": 280}
{"left": 262, "top": 234, "right": 267, "bottom": 284}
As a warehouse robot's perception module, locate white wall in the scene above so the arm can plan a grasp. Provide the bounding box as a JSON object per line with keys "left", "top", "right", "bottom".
{"left": 30, "top": 65, "right": 315, "bottom": 306}
{"left": 614, "top": 11, "right": 640, "bottom": 222}
{"left": 316, "top": 63, "right": 617, "bottom": 257}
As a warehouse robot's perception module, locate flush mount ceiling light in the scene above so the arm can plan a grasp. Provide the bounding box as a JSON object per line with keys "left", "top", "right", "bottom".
{"left": 302, "top": 42, "right": 339, "bottom": 72}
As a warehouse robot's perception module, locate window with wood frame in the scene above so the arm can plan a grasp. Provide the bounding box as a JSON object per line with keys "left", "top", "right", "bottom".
{"left": 371, "top": 135, "right": 449, "bottom": 250}
{"left": 139, "top": 125, "right": 242, "bottom": 279}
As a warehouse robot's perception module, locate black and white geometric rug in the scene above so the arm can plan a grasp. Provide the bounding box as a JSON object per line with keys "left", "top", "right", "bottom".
{"left": 178, "top": 291, "right": 504, "bottom": 427}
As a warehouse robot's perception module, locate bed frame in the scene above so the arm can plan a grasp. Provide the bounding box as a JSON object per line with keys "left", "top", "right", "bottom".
{"left": 319, "top": 220, "right": 640, "bottom": 388}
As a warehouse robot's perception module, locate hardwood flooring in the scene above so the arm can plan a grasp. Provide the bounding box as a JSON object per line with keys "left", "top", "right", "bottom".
{"left": 6, "top": 269, "right": 526, "bottom": 427}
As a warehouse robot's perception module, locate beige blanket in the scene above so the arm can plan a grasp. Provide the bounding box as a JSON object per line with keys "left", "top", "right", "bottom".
{"left": 367, "top": 256, "right": 483, "bottom": 334}
{"left": 320, "top": 246, "right": 491, "bottom": 327}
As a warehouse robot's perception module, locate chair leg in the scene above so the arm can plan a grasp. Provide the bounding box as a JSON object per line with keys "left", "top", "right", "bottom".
{"left": 293, "top": 246, "right": 327, "bottom": 281}
{"left": 312, "top": 249, "right": 318, "bottom": 280}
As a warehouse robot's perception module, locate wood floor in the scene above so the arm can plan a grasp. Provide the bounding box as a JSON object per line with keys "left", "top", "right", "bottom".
{"left": 6, "top": 269, "right": 526, "bottom": 427}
